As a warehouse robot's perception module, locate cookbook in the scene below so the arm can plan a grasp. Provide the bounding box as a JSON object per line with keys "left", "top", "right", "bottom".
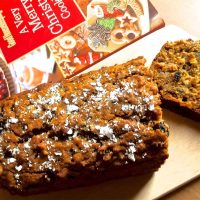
{"left": 0, "top": 0, "right": 164, "bottom": 100}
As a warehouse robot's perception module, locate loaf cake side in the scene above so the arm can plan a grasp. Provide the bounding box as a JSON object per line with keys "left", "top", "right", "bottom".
{"left": 0, "top": 57, "right": 169, "bottom": 194}
{"left": 151, "top": 39, "right": 200, "bottom": 120}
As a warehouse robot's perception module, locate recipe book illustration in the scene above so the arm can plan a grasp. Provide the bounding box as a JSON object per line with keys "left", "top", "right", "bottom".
{"left": 0, "top": 0, "right": 164, "bottom": 98}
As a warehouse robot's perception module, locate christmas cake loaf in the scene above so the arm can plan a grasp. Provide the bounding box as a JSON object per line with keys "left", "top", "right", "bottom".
{"left": 0, "top": 57, "right": 169, "bottom": 194}
{"left": 151, "top": 39, "right": 200, "bottom": 120}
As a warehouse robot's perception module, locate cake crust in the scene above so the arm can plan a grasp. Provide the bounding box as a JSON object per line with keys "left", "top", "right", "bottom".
{"left": 0, "top": 57, "right": 168, "bottom": 194}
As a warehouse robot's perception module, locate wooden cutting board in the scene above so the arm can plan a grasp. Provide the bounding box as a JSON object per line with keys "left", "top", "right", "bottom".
{"left": 1, "top": 25, "right": 200, "bottom": 200}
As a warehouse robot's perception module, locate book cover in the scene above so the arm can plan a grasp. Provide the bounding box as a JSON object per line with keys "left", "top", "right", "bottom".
{"left": 0, "top": 0, "right": 164, "bottom": 100}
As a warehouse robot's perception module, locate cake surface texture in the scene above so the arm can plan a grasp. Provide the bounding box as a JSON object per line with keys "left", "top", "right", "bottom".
{"left": 151, "top": 39, "right": 200, "bottom": 120}
{"left": 0, "top": 57, "right": 168, "bottom": 194}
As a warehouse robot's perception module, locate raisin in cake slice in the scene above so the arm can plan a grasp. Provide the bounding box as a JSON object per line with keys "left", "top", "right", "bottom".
{"left": 0, "top": 57, "right": 168, "bottom": 194}
{"left": 151, "top": 39, "right": 200, "bottom": 121}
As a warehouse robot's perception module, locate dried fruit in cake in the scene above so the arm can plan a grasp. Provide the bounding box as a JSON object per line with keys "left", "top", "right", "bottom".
{"left": 151, "top": 39, "right": 200, "bottom": 120}
{"left": 0, "top": 57, "right": 169, "bottom": 194}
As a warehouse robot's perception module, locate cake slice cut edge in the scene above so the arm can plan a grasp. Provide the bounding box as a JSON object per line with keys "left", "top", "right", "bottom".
{"left": 151, "top": 39, "right": 200, "bottom": 121}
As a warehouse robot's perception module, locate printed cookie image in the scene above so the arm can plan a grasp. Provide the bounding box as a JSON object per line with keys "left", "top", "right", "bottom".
{"left": 0, "top": 58, "right": 14, "bottom": 100}
{"left": 75, "top": 0, "right": 92, "bottom": 16}
{"left": 0, "top": 65, "right": 9, "bottom": 100}
{"left": 8, "top": 46, "right": 52, "bottom": 93}
{"left": 110, "top": 11, "right": 141, "bottom": 45}
{"left": 87, "top": 0, "right": 150, "bottom": 52}
{"left": 48, "top": 23, "right": 108, "bottom": 77}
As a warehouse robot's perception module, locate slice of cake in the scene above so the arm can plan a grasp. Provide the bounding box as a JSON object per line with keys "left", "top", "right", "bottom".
{"left": 0, "top": 57, "right": 169, "bottom": 194}
{"left": 151, "top": 39, "right": 200, "bottom": 121}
